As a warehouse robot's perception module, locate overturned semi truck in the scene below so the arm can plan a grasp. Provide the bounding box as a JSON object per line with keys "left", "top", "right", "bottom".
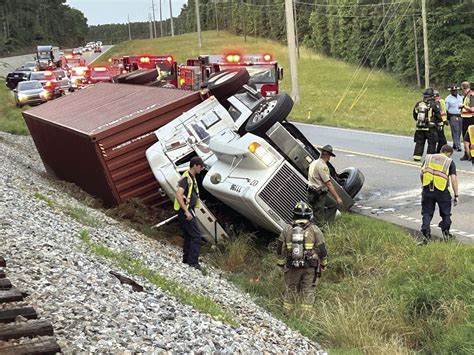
{"left": 146, "top": 69, "right": 364, "bottom": 243}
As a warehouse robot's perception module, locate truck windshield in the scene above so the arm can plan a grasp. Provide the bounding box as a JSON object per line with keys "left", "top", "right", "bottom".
{"left": 156, "top": 62, "right": 175, "bottom": 79}
{"left": 38, "top": 51, "right": 50, "bottom": 59}
{"left": 221, "top": 65, "right": 276, "bottom": 83}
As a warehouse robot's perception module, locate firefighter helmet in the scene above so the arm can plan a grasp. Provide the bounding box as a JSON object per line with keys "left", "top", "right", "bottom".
{"left": 422, "top": 87, "right": 434, "bottom": 97}
{"left": 293, "top": 201, "right": 313, "bottom": 220}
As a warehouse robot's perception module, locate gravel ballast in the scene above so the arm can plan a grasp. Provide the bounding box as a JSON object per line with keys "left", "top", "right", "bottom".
{"left": 0, "top": 132, "right": 323, "bottom": 353}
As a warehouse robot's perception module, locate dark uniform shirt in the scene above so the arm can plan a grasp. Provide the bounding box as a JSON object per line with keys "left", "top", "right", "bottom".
{"left": 413, "top": 100, "right": 442, "bottom": 126}
{"left": 178, "top": 175, "right": 198, "bottom": 209}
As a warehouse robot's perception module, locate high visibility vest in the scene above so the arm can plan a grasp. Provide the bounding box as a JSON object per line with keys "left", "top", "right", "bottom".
{"left": 173, "top": 170, "right": 200, "bottom": 211}
{"left": 439, "top": 99, "right": 447, "bottom": 122}
{"left": 468, "top": 125, "right": 474, "bottom": 157}
{"left": 422, "top": 154, "right": 452, "bottom": 191}
{"left": 461, "top": 92, "right": 473, "bottom": 119}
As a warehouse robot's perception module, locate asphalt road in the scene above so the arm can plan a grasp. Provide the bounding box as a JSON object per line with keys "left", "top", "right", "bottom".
{"left": 295, "top": 122, "right": 474, "bottom": 243}
{"left": 0, "top": 45, "right": 113, "bottom": 77}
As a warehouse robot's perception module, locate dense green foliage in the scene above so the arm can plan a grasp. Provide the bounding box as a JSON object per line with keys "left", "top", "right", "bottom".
{"left": 210, "top": 214, "right": 474, "bottom": 353}
{"left": 0, "top": 0, "right": 88, "bottom": 55}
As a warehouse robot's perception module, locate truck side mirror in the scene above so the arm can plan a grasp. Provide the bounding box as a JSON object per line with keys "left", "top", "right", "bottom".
{"left": 278, "top": 67, "right": 283, "bottom": 80}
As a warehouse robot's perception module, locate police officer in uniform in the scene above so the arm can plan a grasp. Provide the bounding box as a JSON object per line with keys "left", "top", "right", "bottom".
{"left": 413, "top": 88, "right": 441, "bottom": 161}
{"left": 307, "top": 145, "right": 343, "bottom": 228}
{"left": 434, "top": 90, "right": 448, "bottom": 153}
{"left": 419, "top": 145, "right": 459, "bottom": 245}
{"left": 276, "top": 201, "right": 328, "bottom": 312}
{"left": 174, "top": 156, "right": 205, "bottom": 269}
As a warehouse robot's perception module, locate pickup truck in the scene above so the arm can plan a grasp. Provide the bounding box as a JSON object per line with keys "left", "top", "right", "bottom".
{"left": 146, "top": 69, "right": 364, "bottom": 242}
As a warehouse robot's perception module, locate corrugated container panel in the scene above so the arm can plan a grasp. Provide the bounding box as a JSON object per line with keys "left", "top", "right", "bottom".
{"left": 23, "top": 83, "right": 204, "bottom": 206}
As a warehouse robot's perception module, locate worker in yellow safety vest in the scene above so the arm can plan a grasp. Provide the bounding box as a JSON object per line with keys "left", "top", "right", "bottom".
{"left": 174, "top": 156, "right": 204, "bottom": 269}
{"left": 463, "top": 125, "right": 474, "bottom": 164}
{"left": 419, "top": 145, "right": 459, "bottom": 245}
{"left": 460, "top": 81, "right": 474, "bottom": 160}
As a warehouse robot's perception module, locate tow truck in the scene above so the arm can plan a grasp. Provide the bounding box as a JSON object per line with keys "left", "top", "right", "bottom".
{"left": 146, "top": 70, "right": 364, "bottom": 243}
{"left": 178, "top": 53, "right": 283, "bottom": 96}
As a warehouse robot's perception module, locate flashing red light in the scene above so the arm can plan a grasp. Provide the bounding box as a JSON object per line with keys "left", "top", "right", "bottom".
{"left": 166, "top": 56, "right": 173, "bottom": 62}
{"left": 226, "top": 54, "right": 241, "bottom": 63}
{"left": 140, "top": 57, "right": 150, "bottom": 63}
{"left": 94, "top": 67, "right": 107, "bottom": 72}
{"left": 44, "top": 71, "right": 53, "bottom": 76}
{"left": 108, "top": 58, "right": 112, "bottom": 62}
{"left": 45, "top": 81, "right": 52, "bottom": 87}
{"left": 263, "top": 54, "right": 272, "bottom": 61}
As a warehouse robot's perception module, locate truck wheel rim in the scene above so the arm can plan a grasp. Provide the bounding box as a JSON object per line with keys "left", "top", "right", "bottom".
{"left": 251, "top": 100, "right": 278, "bottom": 123}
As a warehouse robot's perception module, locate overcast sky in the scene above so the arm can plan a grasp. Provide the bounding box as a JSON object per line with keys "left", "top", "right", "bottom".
{"left": 66, "top": 0, "right": 188, "bottom": 26}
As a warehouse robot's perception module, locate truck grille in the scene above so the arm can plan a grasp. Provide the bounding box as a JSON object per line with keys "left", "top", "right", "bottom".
{"left": 258, "top": 163, "right": 308, "bottom": 224}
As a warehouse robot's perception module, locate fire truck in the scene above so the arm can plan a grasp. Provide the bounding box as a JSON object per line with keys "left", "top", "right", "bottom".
{"left": 178, "top": 53, "right": 283, "bottom": 96}
{"left": 120, "top": 55, "right": 178, "bottom": 87}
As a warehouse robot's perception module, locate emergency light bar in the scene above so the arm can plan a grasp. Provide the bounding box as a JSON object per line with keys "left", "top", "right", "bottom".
{"left": 210, "top": 53, "right": 274, "bottom": 64}
{"left": 140, "top": 57, "right": 150, "bottom": 63}
{"left": 65, "top": 54, "right": 73, "bottom": 59}
{"left": 93, "top": 67, "right": 107, "bottom": 72}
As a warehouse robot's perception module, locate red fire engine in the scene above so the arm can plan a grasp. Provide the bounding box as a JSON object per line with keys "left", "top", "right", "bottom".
{"left": 178, "top": 53, "right": 283, "bottom": 96}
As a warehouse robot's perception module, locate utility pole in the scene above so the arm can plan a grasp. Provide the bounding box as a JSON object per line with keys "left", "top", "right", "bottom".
{"left": 421, "top": 0, "right": 429, "bottom": 87}
{"left": 195, "top": 0, "right": 202, "bottom": 48}
{"left": 214, "top": 0, "right": 219, "bottom": 37}
{"left": 242, "top": 0, "right": 246, "bottom": 42}
{"left": 284, "top": 0, "right": 300, "bottom": 103}
{"left": 149, "top": 13, "right": 153, "bottom": 39}
{"left": 128, "top": 15, "right": 132, "bottom": 40}
{"left": 159, "top": 0, "right": 163, "bottom": 36}
{"left": 169, "top": 0, "right": 174, "bottom": 37}
{"left": 151, "top": 0, "right": 157, "bottom": 38}
{"left": 293, "top": 0, "right": 299, "bottom": 58}
{"left": 413, "top": 15, "right": 421, "bottom": 87}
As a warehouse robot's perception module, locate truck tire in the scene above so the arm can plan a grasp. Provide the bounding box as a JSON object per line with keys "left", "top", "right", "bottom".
{"left": 207, "top": 69, "right": 250, "bottom": 101}
{"left": 124, "top": 68, "right": 157, "bottom": 85}
{"left": 245, "top": 93, "right": 293, "bottom": 136}
{"left": 337, "top": 167, "right": 365, "bottom": 198}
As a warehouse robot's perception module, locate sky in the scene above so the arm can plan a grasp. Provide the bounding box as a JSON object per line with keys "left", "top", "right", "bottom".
{"left": 66, "top": 0, "right": 188, "bottom": 26}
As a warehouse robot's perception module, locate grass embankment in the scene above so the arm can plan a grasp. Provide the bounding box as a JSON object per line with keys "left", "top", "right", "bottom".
{"left": 208, "top": 214, "right": 474, "bottom": 354}
{"left": 0, "top": 82, "right": 29, "bottom": 135}
{"left": 97, "top": 31, "right": 422, "bottom": 136}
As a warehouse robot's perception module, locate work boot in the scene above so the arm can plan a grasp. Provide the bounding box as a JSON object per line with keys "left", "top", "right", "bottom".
{"left": 460, "top": 153, "right": 470, "bottom": 161}
{"left": 417, "top": 233, "right": 431, "bottom": 246}
{"left": 442, "top": 230, "right": 455, "bottom": 241}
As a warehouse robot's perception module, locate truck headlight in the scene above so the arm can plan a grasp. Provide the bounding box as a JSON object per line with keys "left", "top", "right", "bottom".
{"left": 248, "top": 142, "right": 276, "bottom": 166}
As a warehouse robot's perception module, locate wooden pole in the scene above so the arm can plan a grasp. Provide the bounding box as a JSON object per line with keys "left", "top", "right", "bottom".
{"left": 413, "top": 15, "right": 421, "bottom": 87}
{"left": 285, "top": 0, "right": 300, "bottom": 103}
{"left": 421, "top": 0, "right": 429, "bottom": 87}
{"left": 169, "top": 0, "right": 174, "bottom": 36}
{"left": 196, "top": 0, "right": 202, "bottom": 48}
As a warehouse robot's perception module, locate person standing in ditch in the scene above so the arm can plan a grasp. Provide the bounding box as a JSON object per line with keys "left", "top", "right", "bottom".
{"left": 307, "top": 145, "right": 343, "bottom": 229}
{"left": 276, "top": 201, "right": 328, "bottom": 313}
{"left": 419, "top": 145, "right": 459, "bottom": 245}
{"left": 174, "top": 156, "right": 205, "bottom": 270}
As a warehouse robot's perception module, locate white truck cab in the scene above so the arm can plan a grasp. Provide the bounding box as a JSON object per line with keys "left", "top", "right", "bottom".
{"left": 146, "top": 74, "right": 364, "bottom": 243}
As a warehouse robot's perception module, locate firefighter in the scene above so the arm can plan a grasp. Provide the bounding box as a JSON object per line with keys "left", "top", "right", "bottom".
{"left": 463, "top": 125, "right": 474, "bottom": 163}
{"left": 434, "top": 90, "right": 448, "bottom": 153}
{"left": 276, "top": 201, "right": 327, "bottom": 312}
{"left": 413, "top": 88, "right": 441, "bottom": 161}
{"left": 460, "top": 81, "right": 474, "bottom": 160}
{"left": 174, "top": 156, "right": 205, "bottom": 269}
{"left": 419, "top": 145, "right": 459, "bottom": 245}
{"left": 307, "top": 145, "right": 343, "bottom": 229}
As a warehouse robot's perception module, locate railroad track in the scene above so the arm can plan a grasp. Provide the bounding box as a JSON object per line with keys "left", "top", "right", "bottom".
{"left": 0, "top": 256, "right": 61, "bottom": 354}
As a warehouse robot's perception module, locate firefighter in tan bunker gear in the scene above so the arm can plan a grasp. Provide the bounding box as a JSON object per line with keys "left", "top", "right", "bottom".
{"left": 276, "top": 201, "right": 328, "bottom": 312}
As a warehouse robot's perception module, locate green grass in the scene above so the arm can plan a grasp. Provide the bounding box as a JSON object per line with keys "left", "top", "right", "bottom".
{"left": 0, "top": 82, "right": 29, "bottom": 135}
{"left": 97, "top": 31, "right": 422, "bottom": 136}
{"left": 78, "top": 229, "right": 237, "bottom": 326}
{"left": 209, "top": 213, "right": 474, "bottom": 353}
{"left": 65, "top": 205, "right": 103, "bottom": 228}
{"left": 33, "top": 192, "right": 56, "bottom": 207}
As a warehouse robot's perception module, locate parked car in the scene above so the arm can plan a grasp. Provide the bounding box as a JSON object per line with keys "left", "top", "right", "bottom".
{"left": 5, "top": 68, "right": 30, "bottom": 90}
{"left": 72, "top": 47, "right": 83, "bottom": 55}
{"left": 28, "top": 70, "right": 63, "bottom": 98}
{"left": 13, "top": 80, "right": 51, "bottom": 107}
{"left": 94, "top": 46, "right": 102, "bottom": 53}
{"left": 146, "top": 69, "right": 364, "bottom": 242}
{"left": 53, "top": 69, "right": 70, "bottom": 93}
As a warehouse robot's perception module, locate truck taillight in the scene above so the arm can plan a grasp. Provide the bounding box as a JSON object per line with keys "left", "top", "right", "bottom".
{"left": 261, "top": 84, "right": 278, "bottom": 97}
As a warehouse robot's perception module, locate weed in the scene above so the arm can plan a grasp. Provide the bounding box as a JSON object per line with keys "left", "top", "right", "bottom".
{"left": 65, "top": 205, "right": 103, "bottom": 228}
{"left": 33, "top": 192, "right": 55, "bottom": 207}
{"left": 77, "top": 229, "right": 237, "bottom": 326}
{"left": 0, "top": 83, "right": 29, "bottom": 135}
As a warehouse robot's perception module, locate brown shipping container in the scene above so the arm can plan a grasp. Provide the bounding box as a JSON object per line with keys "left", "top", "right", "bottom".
{"left": 22, "top": 83, "right": 204, "bottom": 206}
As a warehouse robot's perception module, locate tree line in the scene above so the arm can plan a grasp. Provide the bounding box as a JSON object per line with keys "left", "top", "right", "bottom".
{"left": 175, "top": 0, "right": 474, "bottom": 87}
{"left": 0, "top": 0, "right": 88, "bottom": 55}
